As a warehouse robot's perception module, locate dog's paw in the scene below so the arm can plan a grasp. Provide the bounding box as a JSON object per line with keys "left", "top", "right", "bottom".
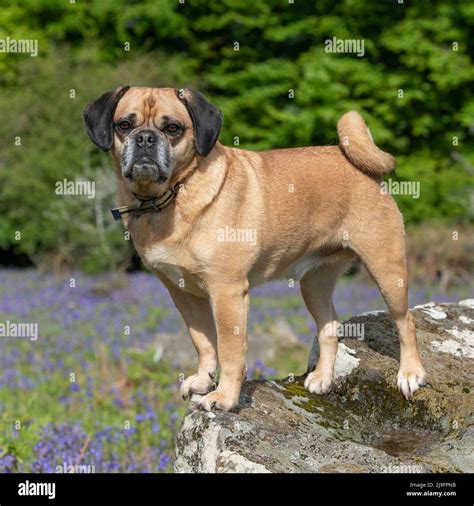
{"left": 397, "top": 366, "right": 427, "bottom": 400}
{"left": 304, "top": 369, "right": 333, "bottom": 394}
{"left": 197, "top": 389, "right": 239, "bottom": 412}
{"left": 180, "top": 372, "right": 215, "bottom": 400}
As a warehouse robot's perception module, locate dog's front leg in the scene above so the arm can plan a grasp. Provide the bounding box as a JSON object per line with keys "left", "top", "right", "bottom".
{"left": 198, "top": 282, "right": 249, "bottom": 412}
{"left": 163, "top": 282, "right": 218, "bottom": 399}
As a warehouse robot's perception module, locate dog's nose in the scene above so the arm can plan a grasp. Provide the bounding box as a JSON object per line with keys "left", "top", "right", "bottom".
{"left": 136, "top": 130, "right": 157, "bottom": 148}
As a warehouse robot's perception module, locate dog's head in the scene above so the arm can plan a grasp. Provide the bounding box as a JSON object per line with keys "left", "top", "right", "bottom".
{"left": 82, "top": 86, "right": 223, "bottom": 193}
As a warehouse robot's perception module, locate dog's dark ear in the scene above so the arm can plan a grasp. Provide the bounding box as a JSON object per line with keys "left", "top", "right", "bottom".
{"left": 177, "top": 88, "right": 223, "bottom": 156}
{"left": 82, "top": 85, "right": 130, "bottom": 151}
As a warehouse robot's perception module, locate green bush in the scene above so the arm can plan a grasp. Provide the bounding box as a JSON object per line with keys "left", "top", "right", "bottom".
{"left": 0, "top": 0, "right": 472, "bottom": 271}
{"left": 0, "top": 50, "right": 194, "bottom": 272}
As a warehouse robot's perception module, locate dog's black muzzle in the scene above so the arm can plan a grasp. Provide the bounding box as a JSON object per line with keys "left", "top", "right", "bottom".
{"left": 123, "top": 129, "right": 171, "bottom": 184}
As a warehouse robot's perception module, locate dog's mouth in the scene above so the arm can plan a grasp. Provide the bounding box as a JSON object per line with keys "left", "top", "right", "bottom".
{"left": 124, "top": 158, "right": 168, "bottom": 184}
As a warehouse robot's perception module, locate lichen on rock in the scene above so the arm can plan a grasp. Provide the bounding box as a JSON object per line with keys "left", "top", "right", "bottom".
{"left": 174, "top": 302, "right": 474, "bottom": 473}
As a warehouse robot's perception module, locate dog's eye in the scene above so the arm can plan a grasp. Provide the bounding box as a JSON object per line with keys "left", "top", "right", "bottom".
{"left": 164, "top": 124, "right": 180, "bottom": 134}
{"left": 118, "top": 120, "right": 132, "bottom": 131}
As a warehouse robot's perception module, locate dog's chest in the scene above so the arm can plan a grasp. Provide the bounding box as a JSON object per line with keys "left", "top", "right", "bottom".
{"left": 141, "top": 242, "right": 208, "bottom": 296}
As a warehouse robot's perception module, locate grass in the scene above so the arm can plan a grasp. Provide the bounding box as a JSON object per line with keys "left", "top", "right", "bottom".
{"left": 0, "top": 268, "right": 470, "bottom": 472}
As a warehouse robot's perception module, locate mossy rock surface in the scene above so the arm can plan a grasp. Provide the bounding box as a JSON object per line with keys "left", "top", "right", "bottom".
{"left": 175, "top": 301, "right": 474, "bottom": 473}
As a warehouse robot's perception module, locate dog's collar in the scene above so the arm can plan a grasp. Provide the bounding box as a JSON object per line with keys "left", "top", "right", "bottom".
{"left": 111, "top": 182, "right": 181, "bottom": 221}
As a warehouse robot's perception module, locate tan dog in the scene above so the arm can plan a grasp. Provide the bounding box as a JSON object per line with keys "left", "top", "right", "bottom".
{"left": 82, "top": 86, "right": 426, "bottom": 411}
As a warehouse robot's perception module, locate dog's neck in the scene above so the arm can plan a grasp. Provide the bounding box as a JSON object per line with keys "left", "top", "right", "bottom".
{"left": 112, "top": 142, "right": 229, "bottom": 224}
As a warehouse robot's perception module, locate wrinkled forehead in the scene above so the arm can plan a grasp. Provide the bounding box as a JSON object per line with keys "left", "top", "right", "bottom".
{"left": 114, "top": 87, "right": 191, "bottom": 126}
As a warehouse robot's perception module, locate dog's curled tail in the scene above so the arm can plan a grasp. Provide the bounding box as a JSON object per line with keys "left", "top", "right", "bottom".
{"left": 337, "top": 111, "right": 396, "bottom": 177}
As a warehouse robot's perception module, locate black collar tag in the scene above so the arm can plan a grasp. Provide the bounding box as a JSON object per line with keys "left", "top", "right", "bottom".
{"left": 111, "top": 183, "right": 181, "bottom": 221}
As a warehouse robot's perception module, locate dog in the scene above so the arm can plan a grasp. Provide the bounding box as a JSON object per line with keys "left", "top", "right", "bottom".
{"left": 82, "top": 86, "right": 426, "bottom": 411}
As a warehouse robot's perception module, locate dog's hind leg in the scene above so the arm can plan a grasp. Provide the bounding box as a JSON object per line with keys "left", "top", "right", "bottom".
{"left": 300, "top": 255, "right": 354, "bottom": 394}
{"left": 350, "top": 218, "right": 426, "bottom": 399}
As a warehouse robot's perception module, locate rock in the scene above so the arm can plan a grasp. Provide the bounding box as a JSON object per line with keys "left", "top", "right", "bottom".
{"left": 245, "top": 317, "right": 300, "bottom": 368}
{"left": 154, "top": 329, "right": 194, "bottom": 366}
{"left": 154, "top": 317, "right": 300, "bottom": 368}
{"left": 267, "top": 317, "right": 300, "bottom": 349}
{"left": 174, "top": 302, "right": 474, "bottom": 473}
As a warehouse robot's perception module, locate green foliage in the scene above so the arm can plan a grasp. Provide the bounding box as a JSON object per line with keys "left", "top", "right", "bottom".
{"left": 0, "top": 50, "right": 194, "bottom": 272}
{"left": 0, "top": 0, "right": 472, "bottom": 271}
